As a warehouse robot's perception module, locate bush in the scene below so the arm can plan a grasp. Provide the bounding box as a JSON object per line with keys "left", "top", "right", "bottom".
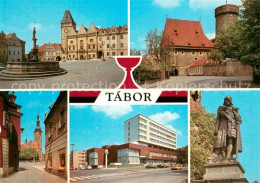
{"left": 133, "top": 68, "right": 161, "bottom": 83}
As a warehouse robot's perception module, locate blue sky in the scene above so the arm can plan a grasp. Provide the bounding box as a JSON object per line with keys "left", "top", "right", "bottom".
{"left": 70, "top": 104, "right": 188, "bottom": 151}
{"left": 0, "top": 0, "right": 127, "bottom": 54}
{"left": 14, "top": 91, "right": 60, "bottom": 153}
{"left": 202, "top": 90, "right": 260, "bottom": 183}
{"left": 130, "top": 0, "right": 242, "bottom": 52}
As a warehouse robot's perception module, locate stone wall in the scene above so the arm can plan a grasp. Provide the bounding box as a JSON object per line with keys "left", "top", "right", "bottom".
{"left": 203, "top": 61, "right": 253, "bottom": 77}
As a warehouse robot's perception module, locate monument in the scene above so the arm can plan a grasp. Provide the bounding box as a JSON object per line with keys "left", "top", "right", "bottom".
{"left": 193, "top": 96, "right": 248, "bottom": 183}
{"left": 0, "top": 23, "right": 67, "bottom": 80}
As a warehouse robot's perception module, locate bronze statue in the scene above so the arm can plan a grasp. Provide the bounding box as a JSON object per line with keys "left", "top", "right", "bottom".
{"left": 214, "top": 96, "right": 242, "bottom": 160}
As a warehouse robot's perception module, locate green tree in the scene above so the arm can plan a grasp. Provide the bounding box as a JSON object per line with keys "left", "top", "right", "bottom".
{"left": 130, "top": 48, "right": 141, "bottom": 56}
{"left": 20, "top": 147, "right": 38, "bottom": 160}
{"left": 191, "top": 107, "right": 216, "bottom": 180}
{"left": 145, "top": 28, "right": 162, "bottom": 62}
{"left": 209, "top": 0, "right": 260, "bottom": 78}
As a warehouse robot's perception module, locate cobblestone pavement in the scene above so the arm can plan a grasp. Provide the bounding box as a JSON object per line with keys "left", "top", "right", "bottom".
{"left": 0, "top": 161, "right": 66, "bottom": 183}
{"left": 70, "top": 166, "right": 188, "bottom": 183}
{"left": 0, "top": 59, "right": 124, "bottom": 90}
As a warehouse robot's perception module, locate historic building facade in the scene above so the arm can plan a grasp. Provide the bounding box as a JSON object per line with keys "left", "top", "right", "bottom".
{"left": 44, "top": 91, "right": 67, "bottom": 178}
{"left": 161, "top": 18, "right": 214, "bottom": 75}
{"left": 5, "top": 33, "right": 23, "bottom": 62}
{"left": 21, "top": 115, "right": 43, "bottom": 161}
{"left": 0, "top": 31, "right": 8, "bottom": 65}
{"left": 61, "top": 10, "right": 128, "bottom": 60}
{"left": 0, "top": 92, "right": 23, "bottom": 178}
{"left": 38, "top": 43, "right": 62, "bottom": 61}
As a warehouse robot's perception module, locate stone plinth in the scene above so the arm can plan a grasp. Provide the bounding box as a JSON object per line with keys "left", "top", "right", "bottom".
{"left": 192, "top": 162, "right": 249, "bottom": 183}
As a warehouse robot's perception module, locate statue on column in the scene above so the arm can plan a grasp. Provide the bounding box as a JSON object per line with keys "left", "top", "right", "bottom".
{"left": 213, "top": 95, "right": 242, "bottom": 161}
{"left": 29, "top": 19, "right": 39, "bottom": 62}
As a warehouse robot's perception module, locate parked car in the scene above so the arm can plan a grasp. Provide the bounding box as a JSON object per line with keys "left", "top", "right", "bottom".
{"left": 157, "top": 164, "right": 166, "bottom": 168}
{"left": 146, "top": 164, "right": 157, "bottom": 169}
{"left": 171, "top": 166, "right": 182, "bottom": 170}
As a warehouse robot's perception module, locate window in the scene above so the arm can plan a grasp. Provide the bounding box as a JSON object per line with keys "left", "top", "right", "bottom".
{"left": 112, "top": 36, "right": 115, "bottom": 40}
{"left": 80, "top": 40, "right": 83, "bottom": 45}
{"left": 18, "top": 51, "right": 19, "bottom": 55}
{"left": 80, "top": 46, "right": 83, "bottom": 50}
{"left": 13, "top": 51, "right": 15, "bottom": 55}
{"left": 120, "top": 43, "right": 124, "bottom": 48}
{"left": 59, "top": 109, "right": 66, "bottom": 128}
{"left": 121, "top": 52, "right": 123, "bottom": 56}
{"left": 112, "top": 52, "right": 115, "bottom": 56}
{"left": 59, "top": 149, "right": 66, "bottom": 170}
{"left": 120, "top": 35, "right": 123, "bottom": 39}
{"left": 107, "top": 37, "right": 109, "bottom": 40}
{"left": 88, "top": 45, "right": 91, "bottom": 49}
{"left": 90, "top": 39, "right": 93, "bottom": 43}
{"left": 99, "top": 45, "right": 102, "bottom": 49}
{"left": 181, "top": 51, "right": 184, "bottom": 55}
{"left": 73, "top": 46, "right": 75, "bottom": 50}
{"left": 70, "top": 40, "right": 73, "bottom": 44}
{"left": 107, "top": 44, "right": 109, "bottom": 48}
{"left": 99, "top": 38, "right": 102, "bottom": 41}
{"left": 112, "top": 44, "right": 115, "bottom": 48}
{"left": 195, "top": 58, "right": 197, "bottom": 61}
{"left": 192, "top": 51, "right": 195, "bottom": 55}
{"left": 93, "top": 45, "right": 95, "bottom": 49}
{"left": 107, "top": 52, "right": 109, "bottom": 56}
{"left": 200, "top": 52, "right": 202, "bottom": 55}
{"left": 69, "top": 46, "right": 71, "bottom": 50}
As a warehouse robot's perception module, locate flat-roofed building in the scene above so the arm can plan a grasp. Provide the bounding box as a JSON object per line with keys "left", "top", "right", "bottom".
{"left": 124, "top": 114, "right": 177, "bottom": 150}
{"left": 70, "top": 150, "right": 87, "bottom": 170}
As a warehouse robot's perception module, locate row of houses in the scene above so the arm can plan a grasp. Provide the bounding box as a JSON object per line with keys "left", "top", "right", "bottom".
{"left": 0, "top": 31, "right": 26, "bottom": 65}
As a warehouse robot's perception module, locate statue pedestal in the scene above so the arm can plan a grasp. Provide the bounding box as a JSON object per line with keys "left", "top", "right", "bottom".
{"left": 192, "top": 161, "right": 249, "bottom": 183}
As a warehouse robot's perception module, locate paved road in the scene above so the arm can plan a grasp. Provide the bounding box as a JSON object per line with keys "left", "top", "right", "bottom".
{"left": 70, "top": 167, "right": 188, "bottom": 183}
{"left": 140, "top": 76, "right": 257, "bottom": 89}
{"left": 0, "top": 161, "right": 66, "bottom": 183}
{"left": 0, "top": 59, "right": 124, "bottom": 90}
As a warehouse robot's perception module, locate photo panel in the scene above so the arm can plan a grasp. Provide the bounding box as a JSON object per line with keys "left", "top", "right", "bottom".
{"left": 190, "top": 90, "right": 260, "bottom": 183}
{"left": 0, "top": 91, "right": 68, "bottom": 182}
{"left": 69, "top": 90, "right": 189, "bottom": 183}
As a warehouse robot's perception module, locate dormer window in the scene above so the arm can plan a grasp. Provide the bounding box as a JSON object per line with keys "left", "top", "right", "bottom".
{"left": 187, "top": 42, "right": 191, "bottom": 45}
{"left": 195, "top": 29, "right": 198, "bottom": 33}
{"left": 202, "top": 43, "right": 205, "bottom": 46}
{"left": 174, "top": 28, "right": 177, "bottom": 32}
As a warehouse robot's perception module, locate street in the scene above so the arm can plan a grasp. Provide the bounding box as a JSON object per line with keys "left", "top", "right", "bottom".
{"left": 0, "top": 59, "right": 124, "bottom": 89}
{"left": 0, "top": 161, "right": 66, "bottom": 183}
{"left": 70, "top": 166, "right": 188, "bottom": 183}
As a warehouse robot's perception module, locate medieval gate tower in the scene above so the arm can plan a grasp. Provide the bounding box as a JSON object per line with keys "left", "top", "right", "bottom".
{"left": 215, "top": 4, "right": 239, "bottom": 35}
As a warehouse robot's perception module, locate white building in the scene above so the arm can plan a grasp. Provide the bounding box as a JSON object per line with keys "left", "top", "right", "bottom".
{"left": 70, "top": 150, "right": 87, "bottom": 169}
{"left": 124, "top": 114, "right": 177, "bottom": 150}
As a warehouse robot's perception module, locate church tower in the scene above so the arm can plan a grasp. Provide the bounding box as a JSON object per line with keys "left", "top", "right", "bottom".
{"left": 215, "top": 3, "right": 239, "bottom": 35}
{"left": 34, "top": 114, "right": 42, "bottom": 150}
{"left": 61, "top": 10, "right": 76, "bottom": 60}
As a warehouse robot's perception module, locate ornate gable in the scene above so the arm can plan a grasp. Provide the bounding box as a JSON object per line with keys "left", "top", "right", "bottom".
{"left": 78, "top": 25, "right": 88, "bottom": 35}
{"left": 110, "top": 26, "right": 118, "bottom": 34}
{"left": 88, "top": 23, "right": 97, "bottom": 33}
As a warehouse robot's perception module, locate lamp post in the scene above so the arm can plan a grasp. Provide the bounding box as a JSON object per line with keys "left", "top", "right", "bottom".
{"left": 105, "top": 149, "right": 109, "bottom": 168}
{"left": 70, "top": 144, "right": 75, "bottom": 152}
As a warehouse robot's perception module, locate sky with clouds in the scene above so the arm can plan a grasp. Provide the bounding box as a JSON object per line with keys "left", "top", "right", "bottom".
{"left": 70, "top": 104, "right": 188, "bottom": 151}
{"left": 0, "top": 0, "right": 127, "bottom": 54}
{"left": 130, "top": 0, "right": 242, "bottom": 52}
{"left": 202, "top": 90, "right": 260, "bottom": 183}
{"left": 14, "top": 91, "right": 60, "bottom": 153}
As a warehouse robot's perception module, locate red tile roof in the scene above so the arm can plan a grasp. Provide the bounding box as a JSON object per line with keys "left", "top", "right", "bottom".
{"left": 5, "top": 33, "right": 13, "bottom": 39}
{"left": 38, "top": 43, "right": 61, "bottom": 52}
{"left": 190, "top": 57, "right": 209, "bottom": 67}
{"left": 162, "top": 18, "right": 214, "bottom": 49}
{"left": 21, "top": 140, "right": 41, "bottom": 150}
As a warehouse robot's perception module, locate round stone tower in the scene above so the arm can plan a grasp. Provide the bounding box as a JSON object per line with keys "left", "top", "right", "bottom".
{"left": 215, "top": 4, "right": 239, "bottom": 35}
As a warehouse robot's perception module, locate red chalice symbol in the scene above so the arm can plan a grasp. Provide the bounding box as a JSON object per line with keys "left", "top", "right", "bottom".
{"left": 115, "top": 56, "right": 142, "bottom": 89}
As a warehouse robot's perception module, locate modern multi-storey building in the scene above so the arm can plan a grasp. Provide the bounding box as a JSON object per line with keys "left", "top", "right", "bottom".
{"left": 124, "top": 114, "right": 177, "bottom": 150}
{"left": 86, "top": 114, "right": 178, "bottom": 167}
{"left": 60, "top": 10, "right": 128, "bottom": 60}
{"left": 70, "top": 150, "right": 87, "bottom": 170}
{"left": 44, "top": 91, "right": 67, "bottom": 178}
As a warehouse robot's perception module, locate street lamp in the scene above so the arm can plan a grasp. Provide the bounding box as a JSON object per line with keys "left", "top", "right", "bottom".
{"left": 105, "top": 149, "right": 109, "bottom": 168}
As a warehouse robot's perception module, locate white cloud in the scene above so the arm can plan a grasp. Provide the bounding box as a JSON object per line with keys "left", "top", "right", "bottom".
{"left": 28, "top": 22, "right": 42, "bottom": 31}
{"left": 71, "top": 105, "right": 87, "bottom": 109}
{"left": 149, "top": 111, "right": 180, "bottom": 125}
{"left": 206, "top": 32, "right": 215, "bottom": 39}
{"left": 91, "top": 105, "right": 133, "bottom": 119}
{"left": 153, "top": 0, "right": 182, "bottom": 8}
{"left": 189, "top": 0, "right": 242, "bottom": 10}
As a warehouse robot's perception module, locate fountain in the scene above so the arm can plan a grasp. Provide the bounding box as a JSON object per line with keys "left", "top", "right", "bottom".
{"left": 0, "top": 25, "right": 67, "bottom": 80}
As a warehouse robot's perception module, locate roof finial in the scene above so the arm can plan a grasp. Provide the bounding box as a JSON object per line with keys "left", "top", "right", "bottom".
{"left": 226, "top": 0, "right": 228, "bottom": 5}
{"left": 34, "top": 18, "right": 36, "bottom": 28}
{"left": 166, "top": 14, "right": 168, "bottom": 19}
